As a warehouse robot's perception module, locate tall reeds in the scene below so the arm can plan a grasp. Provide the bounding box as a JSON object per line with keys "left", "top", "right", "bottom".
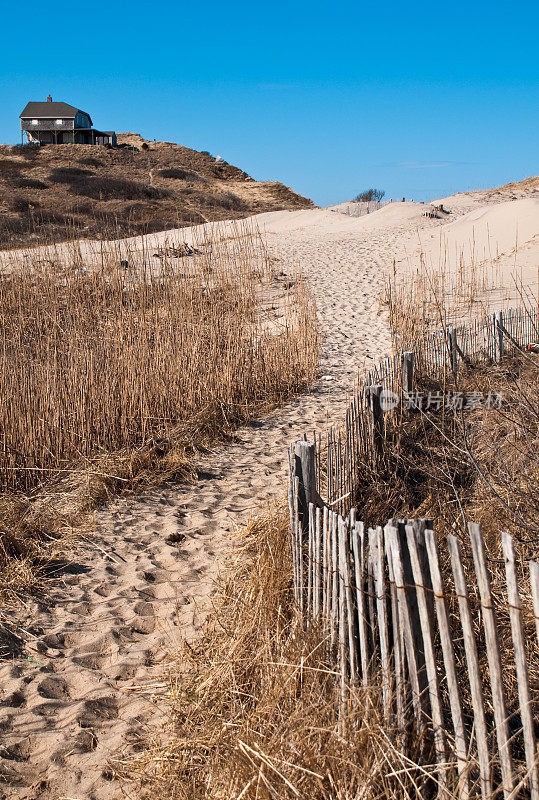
{"left": 0, "top": 220, "right": 316, "bottom": 494}
{"left": 387, "top": 247, "right": 511, "bottom": 352}
{"left": 0, "top": 220, "right": 317, "bottom": 597}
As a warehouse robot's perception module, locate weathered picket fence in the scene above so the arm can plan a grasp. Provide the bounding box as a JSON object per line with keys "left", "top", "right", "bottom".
{"left": 288, "top": 441, "right": 539, "bottom": 799}
{"left": 319, "top": 305, "right": 539, "bottom": 515}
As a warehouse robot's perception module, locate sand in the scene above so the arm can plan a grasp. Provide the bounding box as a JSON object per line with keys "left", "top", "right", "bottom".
{"left": 0, "top": 182, "right": 537, "bottom": 800}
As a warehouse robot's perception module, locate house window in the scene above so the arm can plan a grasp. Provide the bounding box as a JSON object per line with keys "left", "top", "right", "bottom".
{"left": 55, "top": 119, "right": 63, "bottom": 125}
{"left": 31, "top": 119, "right": 38, "bottom": 125}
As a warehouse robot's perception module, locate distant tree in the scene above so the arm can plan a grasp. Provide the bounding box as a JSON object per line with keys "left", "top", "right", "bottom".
{"left": 353, "top": 188, "right": 385, "bottom": 203}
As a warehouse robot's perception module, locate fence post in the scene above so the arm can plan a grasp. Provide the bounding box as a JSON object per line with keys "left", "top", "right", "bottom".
{"left": 425, "top": 528, "right": 470, "bottom": 798}
{"left": 373, "top": 526, "right": 391, "bottom": 721}
{"left": 386, "top": 522, "right": 428, "bottom": 722}
{"left": 288, "top": 447, "right": 298, "bottom": 602}
{"left": 406, "top": 523, "right": 447, "bottom": 771}
{"left": 384, "top": 528, "right": 405, "bottom": 732}
{"left": 494, "top": 311, "right": 504, "bottom": 363}
{"left": 322, "top": 506, "right": 330, "bottom": 619}
{"left": 448, "top": 534, "right": 491, "bottom": 800}
{"left": 402, "top": 350, "right": 414, "bottom": 396}
{"left": 313, "top": 506, "right": 322, "bottom": 618}
{"left": 338, "top": 516, "right": 358, "bottom": 686}
{"left": 330, "top": 511, "right": 339, "bottom": 650}
{"left": 531, "top": 560, "right": 539, "bottom": 648}
{"left": 352, "top": 520, "right": 369, "bottom": 686}
{"left": 293, "top": 440, "right": 317, "bottom": 533}
{"left": 369, "top": 384, "right": 384, "bottom": 462}
{"left": 502, "top": 533, "right": 538, "bottom": 800}
{"left": 295, "top": 476, "right": 303, "bottom": 613}
{"left": 469, "top": 522, "right": 514, "bottom": 798}
{"left": 449, "top": 328, "right": 458, "bottom": 378}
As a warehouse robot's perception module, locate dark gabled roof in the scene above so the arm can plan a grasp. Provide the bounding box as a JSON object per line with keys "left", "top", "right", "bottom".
{"left": 20, "top": 102, "right": 92, "bottom": 124}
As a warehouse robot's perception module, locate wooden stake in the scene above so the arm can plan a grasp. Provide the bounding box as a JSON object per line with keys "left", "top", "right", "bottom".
{"left": 295, "top": 476, "right": 303, "bottom": 613}
{"left": 314, "top": 506, "right": 322, "bottom": 618}
{"left": 288, "top": 447, "right": 298, "bottom": 602}
{"left": 449, "top": 328, "right": 458, "bottom": 379}
{"left": 294, "top": 440, "right": 318, "bottom": 532}
{"left": 448, "top": 534, "right": 491, "bottom": 800}
{"left": 369, "top": 384, "right": 384, "bottom": 463}
{"left": 406, "top": 523, "right": 447, "bottom": 770}
{"left": 352, "top": 520, "right": 369, "bottom": 685}
{"left": 494, "top": 311, "right": 504, "bottom": 363}
{"left": 386, "top": 524, "right": 426, "bottom": 722}
{"left": 330, "top": 511, "right": 338, "bottom": 650}
{"left": 338, "top": 516, "right": 358, "bottom": 686}
{"left": 425, "top": 528, "right": 469, "bottom": 799}
{"left": 469, "top": 522, "right": 514, "bottom": 799}
{"left": 385, "top": 525, "right": 405, "bottom": 732}
{"left": 337, "top": 519, "right": 347, "bottom": 704}
{"left": 402, "top": 351, "right": 414, "bottom": 396}
{"left": 322, "top": 506, "right": 329, "bottom": 620}
{"left": 307, "top": 502, "right": 314, "bottom": 615}
{"left": 531, "top": 560, "right": 539, "bottom": 648}
{"left": 502, "top": 533, "right": 538, "bottom": 800}
{"left": 374, "top": 526, "right": 391, "bottom": 720}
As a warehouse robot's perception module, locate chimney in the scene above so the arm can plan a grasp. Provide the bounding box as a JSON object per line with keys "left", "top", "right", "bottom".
{"left": 47, "top": 94, "right": 52, "bottom": 102}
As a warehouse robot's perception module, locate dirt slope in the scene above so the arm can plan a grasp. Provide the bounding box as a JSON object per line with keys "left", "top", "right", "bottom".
{"left": 0, "top": 133, "right": 313, "bottom": 248}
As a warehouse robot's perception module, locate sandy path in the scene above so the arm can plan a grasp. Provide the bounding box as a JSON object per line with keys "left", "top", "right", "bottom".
{"left": 0, "top": 193, "right": 537, "bottom": 800}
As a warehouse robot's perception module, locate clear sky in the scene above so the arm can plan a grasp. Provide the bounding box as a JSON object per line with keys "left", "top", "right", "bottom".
{"left": 1, "top": 0, "right": 537, "bottom": 206}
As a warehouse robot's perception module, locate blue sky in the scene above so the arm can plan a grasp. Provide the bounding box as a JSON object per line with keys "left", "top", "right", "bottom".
{"left": 1, "top": 0, "right": 537, "bottom": 205}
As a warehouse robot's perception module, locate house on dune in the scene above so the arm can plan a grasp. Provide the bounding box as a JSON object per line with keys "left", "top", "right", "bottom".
{"left": 20, "top": 96, "right": 116, "bottom": 146}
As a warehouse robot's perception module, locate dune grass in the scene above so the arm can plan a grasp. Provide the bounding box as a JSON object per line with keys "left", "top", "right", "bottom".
{"left": 0, "top": 220, "right": 317, "bottom": 600}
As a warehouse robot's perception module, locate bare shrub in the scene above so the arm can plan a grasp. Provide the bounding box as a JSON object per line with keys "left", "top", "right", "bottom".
{"left": 9, "top": 145, "right": 39, "bottom": 161}
{"left": 215, "top": 191, "right": 249, "bottom": 211}
{"left": 79, "top": 157, "right": 104, "bottom": 167}
{"left": 180, "top": 188, "right": 247, "bottom": 211}
{"left": 354, "top": 188, "right": 385, "bottom": 202}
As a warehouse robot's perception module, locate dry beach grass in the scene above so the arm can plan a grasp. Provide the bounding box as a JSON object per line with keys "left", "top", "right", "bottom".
{"left": 0, "top": 220, "right": 317, "bottom": 600}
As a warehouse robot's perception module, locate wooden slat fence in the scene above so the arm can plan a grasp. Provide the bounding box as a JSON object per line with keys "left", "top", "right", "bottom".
{"left": 288, "top": 451, "right": 539, "bottom": 798}
{"left": 286, "top": 305, "right": 539, "bottom": 797}
{"left": 321, "top": 305, "right": 539, "bottom": 515}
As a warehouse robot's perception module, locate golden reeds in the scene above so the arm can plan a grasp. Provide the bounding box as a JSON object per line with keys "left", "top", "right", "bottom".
{"left": 0, "top": 220, "right": 317, "bottom": 596}
{"left": 386, "top": 248, "right": 512, "bottom": 353}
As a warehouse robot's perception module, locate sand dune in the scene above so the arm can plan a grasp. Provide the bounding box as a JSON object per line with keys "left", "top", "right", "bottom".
{"left": 416, "top": 196, "right": 539, "bottom": 279}
{"left": 0, "top": 182, "right": 537, "bottom": 799}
